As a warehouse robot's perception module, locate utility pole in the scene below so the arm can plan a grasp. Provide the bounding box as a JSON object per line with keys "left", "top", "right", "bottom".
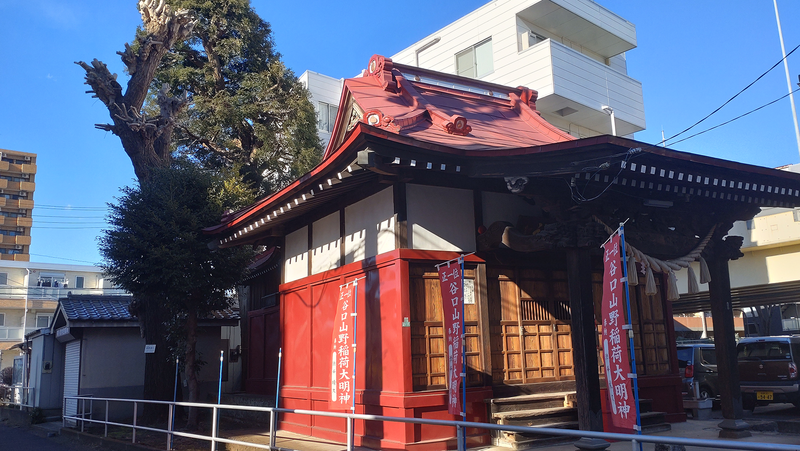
{"left": 773, "top": 0, "right": 800, "bottom": 161}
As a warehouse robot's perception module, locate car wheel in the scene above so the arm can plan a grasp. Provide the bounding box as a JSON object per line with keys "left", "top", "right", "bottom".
{"left": 699, "top": 386, "right": 713, "bottom": 400}
{"left": 742, "top": 395, "right": 756, "bottom": 411}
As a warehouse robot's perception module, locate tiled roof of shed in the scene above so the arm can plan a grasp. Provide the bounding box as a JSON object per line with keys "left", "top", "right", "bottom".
{"left": 61, "top": 295, "right": 134, "bottom": 321}
{"left": 59, "top": 295, "right": 239, "bottom": 322}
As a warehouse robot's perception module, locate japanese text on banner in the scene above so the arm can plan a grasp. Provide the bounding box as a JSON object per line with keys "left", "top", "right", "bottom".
{"left": 330, "top": 282, "right": 356, "bottom": 409}
{"left": 437, "top": 264, "right": 463, "bottom": 415}
{"left": 601, "top": 235, "right": 637, "bottom": 431}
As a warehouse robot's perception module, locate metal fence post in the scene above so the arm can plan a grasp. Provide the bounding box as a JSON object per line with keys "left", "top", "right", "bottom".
{"left": 104, "top": 401, "right": 109, "bottom": 437}
{"left": 167, "top": 404, "right": 174, "bottom": 451}
{"left": 80, "top": 398, "right": 85, "bottom": 432}
{"left": 269, "top": 409, "right": 277, "bottom": 449}
{"left": 132, "top": 401, "right": 137, "bottom": 444}
{"left": 346, "top": 415, "right": 353, "bottom": 451}
{"left": 211, "top": 405, "right": 219, "bottom": 451}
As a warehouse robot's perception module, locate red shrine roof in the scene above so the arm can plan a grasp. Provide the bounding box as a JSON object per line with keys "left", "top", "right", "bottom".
{"left": 205, "top": 55, "right": 800, "bottom": 246}
{"left": 323, "top": 55, "right": 575, "bottom": 159}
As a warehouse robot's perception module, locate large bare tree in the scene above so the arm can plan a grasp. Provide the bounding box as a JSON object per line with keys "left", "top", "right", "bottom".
{"left": 77, "top": 0, "right": 194, "bottom": 181}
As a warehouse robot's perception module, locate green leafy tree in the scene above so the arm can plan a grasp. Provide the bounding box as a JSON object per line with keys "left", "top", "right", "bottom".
{"left": 155, "top": 0, "right": 322, "bottom": 195}
{"left": 100, "top": 162, "right": 255, "bottom": 427}
{"left": 77, "top": 0, "right": 321, "bottom": 415}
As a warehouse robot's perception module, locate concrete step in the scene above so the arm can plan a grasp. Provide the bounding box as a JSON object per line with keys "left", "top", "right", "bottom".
{"left": 494, "top": 406, "right": 578, "bottom": 427}
{"left": 491, "top": 391, "right": 576, "bottom": 413}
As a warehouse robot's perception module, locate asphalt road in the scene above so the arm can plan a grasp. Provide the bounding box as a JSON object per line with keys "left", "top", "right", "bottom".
{"left": 0, "top": 423, "right": 95, "bottom": 451}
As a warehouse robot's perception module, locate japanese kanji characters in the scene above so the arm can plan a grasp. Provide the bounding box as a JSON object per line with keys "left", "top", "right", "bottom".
{"left": 438, "top": 263, "right": 464, "bottom": 415}
{"left": 601, "top": 234, "right": 637, "bottom": 430}
{"left": 330, "top": 281, "right": 357, "bottom": 409}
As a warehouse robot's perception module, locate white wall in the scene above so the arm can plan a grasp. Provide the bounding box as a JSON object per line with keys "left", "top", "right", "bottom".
{"left": 284, "top": 226, "right": 309, "bottom": 283}
{"left": 407, "top": 184, "right": 475, "bottom": 252}
{"left": 482, "top": 191, "right": 542, "bottom": 226}
{"left": 311, "top": 211, "right": 341, "bottom": 274}
{"left": 389, "top": 0, "right": 643, "bottom": 137}
{"left": 300, "top": 70, "right": 344, "bottom": 148}
{"left": 344, "top": 187, "right": 395, "bottom": 264}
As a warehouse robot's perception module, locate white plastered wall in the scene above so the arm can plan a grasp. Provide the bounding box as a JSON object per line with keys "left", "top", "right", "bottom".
{"left": 284, "top": 226, "right": 309, "bottom": 283}
{"left": 344, "top": 187, "right": 395, "bottom": 264}
{"left": 407, "top": 184, "right": 475, "bottom": 252}
{"left": 312, "top": 211, "right": 341, "bottom": 274}
{"left": 481, "top": 191, "right": 542, "bottom": 227}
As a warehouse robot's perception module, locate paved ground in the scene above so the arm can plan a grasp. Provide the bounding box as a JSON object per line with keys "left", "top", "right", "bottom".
{"left": 3, "top": 405, "right": 799, "bottom": 451}
{"left": 0, "top": 421, "right": 98, "bottom": 451}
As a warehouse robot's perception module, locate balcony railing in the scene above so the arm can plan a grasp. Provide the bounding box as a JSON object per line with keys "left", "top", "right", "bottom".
{"left": 0, "top": 326, "right": 38, "bottom": 340}
{"left": 0, "top": 286, "right": 128, "bottom": 300}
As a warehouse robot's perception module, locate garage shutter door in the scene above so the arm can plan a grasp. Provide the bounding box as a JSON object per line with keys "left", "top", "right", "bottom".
{"left": 63, "top": 340, "right": 80, "bottom": 426}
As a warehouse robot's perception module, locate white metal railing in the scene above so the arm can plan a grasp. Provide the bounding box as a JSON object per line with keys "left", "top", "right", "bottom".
{"left": 63, "top": 396, "right": 799, "bottom": 451}
{"left": 2, "top": 386, "right": 34, "bottom": 408}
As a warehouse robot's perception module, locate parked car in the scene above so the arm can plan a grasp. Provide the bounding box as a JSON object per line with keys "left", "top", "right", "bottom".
{"left": 737, "top": 335, "right": 800, "bottom": 411}
{"left": 676, "top": 341, "right": 718, "bottom": 400}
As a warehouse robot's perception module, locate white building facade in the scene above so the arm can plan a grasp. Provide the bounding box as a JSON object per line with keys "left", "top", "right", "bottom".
{"left": 303, "top": 0, "right": 645, "bottom": 142}
{"left": 0, "top": 261, "right": 122, "bottom": 373}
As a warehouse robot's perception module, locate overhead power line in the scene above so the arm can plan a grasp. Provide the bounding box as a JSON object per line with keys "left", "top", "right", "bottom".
{"left": 668, "top": 87, "right": 800, "bottom": 147}
{"left": 664, "top": 42, "right": 800, "bottom": 147}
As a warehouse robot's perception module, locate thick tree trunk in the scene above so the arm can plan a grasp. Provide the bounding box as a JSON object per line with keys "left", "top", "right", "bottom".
{"left": 135, "top": 297, "right": 175, "bottom": 422}
{"left": 185, "top": 309, "right": 200, "bottom": 429}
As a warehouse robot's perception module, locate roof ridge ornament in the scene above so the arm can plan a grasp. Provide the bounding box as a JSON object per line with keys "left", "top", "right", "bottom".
{"left": 368, "top": 55, "right": 397, "bottom": 92}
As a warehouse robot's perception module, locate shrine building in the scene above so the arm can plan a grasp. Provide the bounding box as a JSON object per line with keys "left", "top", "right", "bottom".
{"left": 205, "top": 55, "right": 800, "bottom": 449}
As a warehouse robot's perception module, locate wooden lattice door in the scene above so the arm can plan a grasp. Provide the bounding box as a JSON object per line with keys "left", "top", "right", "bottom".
{"left": 489, "top": 268, "right": 575, "bottom": 385}
{"left": 409, "top": 264, "right": 483, "bottom": 390}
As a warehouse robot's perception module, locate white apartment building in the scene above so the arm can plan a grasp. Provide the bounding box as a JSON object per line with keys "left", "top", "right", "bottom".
{"left": 390, "top": 0, "right": 644, "bottom": 138}
{"left": 0, "top": 261, "right": 124, "bottom": 374}
{"left": 299, "top": 70, "right": 344, "bottom": 149}
{"left": 303, "top": 0, "right": 645, "bottom": 142}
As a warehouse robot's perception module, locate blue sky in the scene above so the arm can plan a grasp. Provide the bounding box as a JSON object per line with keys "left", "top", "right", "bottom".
{"left": 1, "top": 0, "right": 799, "bottom": 265}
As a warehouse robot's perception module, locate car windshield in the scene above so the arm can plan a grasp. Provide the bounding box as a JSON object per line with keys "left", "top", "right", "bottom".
{"left": 677, "top": 347, "right": 693, "bottom": 368}
{"left": 737, "top": 342, "right": 791, "bottom": 360}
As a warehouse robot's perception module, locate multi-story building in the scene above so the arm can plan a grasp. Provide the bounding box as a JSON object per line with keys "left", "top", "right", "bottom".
{"left": 390, "top": 0, "right": 645, "bottom": 138}
{"left": 303, "top": 0, "right": 645, "bottom": 142}
{"left": 0, "top": 262, "right": 125, "bottom": 373}
{"left": 0, "top": 148, "right": 36, "bottom": 261}
{"left": 299, "top": 71, "right": 344, "bottom": 149}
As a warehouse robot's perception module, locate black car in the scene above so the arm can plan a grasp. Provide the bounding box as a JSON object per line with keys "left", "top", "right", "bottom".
{"left": 677, "top": 342, "right": 718, "bottom": 400}
{"left": 737, "top": 336, "right": 800, "bottom": 410}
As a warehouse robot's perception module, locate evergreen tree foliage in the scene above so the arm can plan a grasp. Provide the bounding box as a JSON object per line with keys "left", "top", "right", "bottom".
{"left": 154, "top": 0, "right": 323, "bottom": 195}
{"left": 99, "top": 162, "right": 255, "bottom": 426}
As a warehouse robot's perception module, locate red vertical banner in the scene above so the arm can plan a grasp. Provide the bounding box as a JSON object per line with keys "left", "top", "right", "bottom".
{"left": 330, "top": 282, "right": 355, "bottom": 409}
{"left": 601, "top": 234, "right": 637, "bottom": 430}
{"left": 438, "top": 264, "right": 463, "bottom": 415}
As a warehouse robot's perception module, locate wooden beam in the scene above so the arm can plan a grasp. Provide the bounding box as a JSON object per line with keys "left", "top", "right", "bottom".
{"left": 566, "top": 247, "right": 603, "bottom": 433}
{"left": 708, "top": 249, "right": 751, "bottom": 438}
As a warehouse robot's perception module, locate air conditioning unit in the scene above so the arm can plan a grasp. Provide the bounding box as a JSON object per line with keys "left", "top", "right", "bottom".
{"left": 23, "top": 156, "right": 30, "bottom": 161}
{"left": 14, "top": 245, "right": 22, "bottom": 250}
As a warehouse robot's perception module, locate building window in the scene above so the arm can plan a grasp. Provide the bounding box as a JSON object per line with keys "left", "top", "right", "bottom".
{"left": 0, "top": 272, "right": 7, "bottom": 285}
{"left": 0, "top": 313, "right": 4, "bottom": 327}
{"left": 746, "top": 220, "right": 755, "bottom": 230}
{"left": 793, "top": 210, "right": 800, "bottom": 222}
{"left": 318, "top": 102, "right": 339, "bottom": 133}
{"left": 75, "top": 276, "right": 85, "bottom": 289}
{"left": 456, "top": 38, "right": 494, "bottom": 79}
{"left": 36, "top": 314, "right": 50, "bottom": 329}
